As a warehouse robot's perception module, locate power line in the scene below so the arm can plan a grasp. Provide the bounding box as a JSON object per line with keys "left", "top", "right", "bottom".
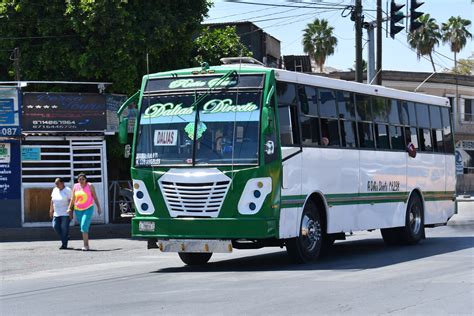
{"left": 246, "top": 11, "right": 328, "bottom": 23}
{"left": 432, "top": 50, "right": 473, "bottom": 69}
{"left": 206, "top": 5, "right": 281, "bottom": 21}
{"left": 227, "top": 1, "right": 348, "bottom": 10}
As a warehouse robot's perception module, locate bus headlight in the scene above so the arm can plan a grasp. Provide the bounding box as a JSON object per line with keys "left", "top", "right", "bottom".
{"left": 238, "top": 177, "right": 272, "bottom": 215}
{"left": 133, "top": 180, "right": 155, "bottom": 215}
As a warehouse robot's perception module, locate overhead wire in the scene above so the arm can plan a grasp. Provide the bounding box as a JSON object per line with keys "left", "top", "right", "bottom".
{"left": 226, "top": 1, "right": 348, "bottom": 10}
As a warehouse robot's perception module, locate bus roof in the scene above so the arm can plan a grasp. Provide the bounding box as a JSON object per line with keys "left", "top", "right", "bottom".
{"left": 145, "top": 65, "right": 450, "bottom": 107}
{"left": 274, "top": 68, "right": 449, "bottom": 107}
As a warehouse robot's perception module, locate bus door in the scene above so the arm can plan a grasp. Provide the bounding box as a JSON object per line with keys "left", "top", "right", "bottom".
{"left": 276, "top": 82, "right": 303, "bottom": 238}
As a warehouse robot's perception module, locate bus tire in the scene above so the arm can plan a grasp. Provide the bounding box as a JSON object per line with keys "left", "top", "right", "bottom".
{"left": 178, "top": 252, "right": 212, "bottom": 266}
{"left": 286, "top": 200, "right": 323, "bottom": 263}
{"left": 399, "top": 193, "right": 424, "bottom": 245}
{"left": 381, "top": 227, "right": 401, "bottom": 246}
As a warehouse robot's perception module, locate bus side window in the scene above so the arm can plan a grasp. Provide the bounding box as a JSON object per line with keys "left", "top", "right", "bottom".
{"left": 358, "top": 122, "right": 375, "bottom": 148}
{"left": 418, "top": 128, "right": 433, "bottom": 152}
{"left": 406, "top": 127, "right": 419, "bottom": 149}
{"left": 320, "top": 88, "right": 340, "bottom": 147}
{"left": 277, "top": 81, "right": 300, "bottom": 146}
{"left": 300, "top": 115, "right": 320, "bottom": 146}
{"left": 340, "top": 120, "right": 357, "bottom": 148}
{"left": 441, "top": 107, "right": 454, "bottom": 154}
{"left": 356, "top": 94, "right": 374, "bottom": 149}
{"left": 338, "top": 91, "right": 358, "bottom": 148}
{"left": 375, "top": 124, "right": 390, "bottom": 149}
{"left": 430, "top": 106, "right": 444, "bottom": 153}
{"left": 278, "top": 106, "right": 299, "bottom": 146}
{"left": 389, "top": 125, "right": 405, "bottom": 150}
{"left": 433, "top": 129, "right": 445, "bottom": 153}
{"left": 416, "top": 103, "right": 432, "bottom": 152}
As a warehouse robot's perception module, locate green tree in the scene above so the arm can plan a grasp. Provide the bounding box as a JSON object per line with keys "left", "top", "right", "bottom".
{"left": 451, "top": 58, "right": 474, "bottom": 75}
{"left": 441, "top": 16, "right": 472, "bottom": 71}
{"left": 302, "top": 18, "right": 338, "bottom": 73}
{"left": 407, "top": 14, "right": 442, "bottom": 72}
{"left": 0, "top": 0, "right": 210, "bottom": 94}
{"left": 193, "top": 26, "right": 252, "bottom": 66}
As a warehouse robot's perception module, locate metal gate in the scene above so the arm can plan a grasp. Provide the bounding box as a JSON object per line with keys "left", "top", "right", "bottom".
{"left": 21, "top": 136, "right": 108, "bottom": 227}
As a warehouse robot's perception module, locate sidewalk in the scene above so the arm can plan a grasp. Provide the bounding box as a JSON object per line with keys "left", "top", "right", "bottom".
{"left": 448, "top": 200, "right": 474, "bottom": 226}
{"left": 0, "top": 223, "right": 131, "bottom": 242}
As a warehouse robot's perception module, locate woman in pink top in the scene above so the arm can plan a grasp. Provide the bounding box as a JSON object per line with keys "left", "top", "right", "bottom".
{"left": 68, "top": 173, "right": 102, "bottom": 251}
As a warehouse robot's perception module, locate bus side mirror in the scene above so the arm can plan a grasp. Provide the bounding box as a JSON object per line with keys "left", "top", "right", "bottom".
{"left": 118, "top": 117, "right": 129, "bottom": 145}
{"left": 261, "top": 106, "right": 274, "bottom": 134}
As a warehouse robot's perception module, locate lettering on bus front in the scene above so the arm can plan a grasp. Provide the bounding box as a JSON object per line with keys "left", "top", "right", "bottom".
{"left": 143, "top": 99, "right": 258, "bottom": 119}
{"left": 367, "top": 180, "right": 400, "bottom": 192}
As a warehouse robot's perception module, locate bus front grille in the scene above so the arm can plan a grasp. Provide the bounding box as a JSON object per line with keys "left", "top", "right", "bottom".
{"left": 158, "top": 169, "right": 232, "bottom": 218}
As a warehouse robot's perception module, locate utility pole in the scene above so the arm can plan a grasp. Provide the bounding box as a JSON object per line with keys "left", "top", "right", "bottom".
{"left": 365, "top": 22, "right": 376, "bottom": 84}
{"left": 376, "top": 0, "right": 382, "bottom": 85}
{"left": 13, "top": 47, "right": 20, "bottom": 81}
{"left": 355, "top": 0, "right": 363, "bottom": 83}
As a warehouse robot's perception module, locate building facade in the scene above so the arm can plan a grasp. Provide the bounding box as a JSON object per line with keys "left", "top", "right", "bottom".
{"left": 204, "top": 21, "right": 281, "bottom": 68}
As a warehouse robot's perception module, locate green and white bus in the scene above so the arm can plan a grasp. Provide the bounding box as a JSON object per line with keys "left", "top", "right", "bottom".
{"left": 117, "top": 58, "right": 456, "bottom": 265}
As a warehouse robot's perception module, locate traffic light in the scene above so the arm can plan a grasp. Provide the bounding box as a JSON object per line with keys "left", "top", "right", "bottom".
{"left": 410, "top": 0, "right": 424, "bottom": 32}
{"left": 390, "top": 0, "right": 405, "bottom": 39}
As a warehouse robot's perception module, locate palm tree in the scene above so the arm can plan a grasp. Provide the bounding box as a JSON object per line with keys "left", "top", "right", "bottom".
{"left": 302, "top": 18, "right": 338, "bottom": 73}
{"left": 441, "top": 16, "right": 472, "bottom": 71}
{"left": 407, "top": 14, "right": 442, "bottom": 72}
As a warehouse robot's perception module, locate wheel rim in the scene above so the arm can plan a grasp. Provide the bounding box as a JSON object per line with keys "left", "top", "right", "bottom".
{"left": 409, "top": 202, "right": 422, "bottom": 235}
{"left": 300, "top": 214, "right": 321, "bottom": 252}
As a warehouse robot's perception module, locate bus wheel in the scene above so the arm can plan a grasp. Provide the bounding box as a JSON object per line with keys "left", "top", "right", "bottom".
{"left": 286, "top": 200, "right": 323, "bottom": 263}
{"left": 178, "top": 252, "right": 213, "bottom": 266}
{"left": 399, "top": 194, "right": 424, "bottom": 245}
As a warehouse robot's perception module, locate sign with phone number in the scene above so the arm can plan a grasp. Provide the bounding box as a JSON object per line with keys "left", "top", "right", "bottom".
{"left": 0, "top": 88, "right": 20, "bottom": 136}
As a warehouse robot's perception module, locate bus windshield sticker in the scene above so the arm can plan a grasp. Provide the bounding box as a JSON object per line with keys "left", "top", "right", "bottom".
{"left": 154, "top": 130, "right": 178, "bottom": 146}
{"left": 168, "top": 78, "right": 238, "bottom": 89}
{"left": 143, "top": 99, "right": 258, "bottom": 119}
{"left": 145, "top": 75, "right": 264, "bottom": 92}
{"left": 184, "top": 122, "right": 207, "bottom": 140}
{"left": 135, "top": 152, "right": 160, "bottom": 166}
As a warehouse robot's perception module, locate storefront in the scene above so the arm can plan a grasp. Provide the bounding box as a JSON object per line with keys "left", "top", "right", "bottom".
{"left": 21, "top": 92, "right": 110, "bottom": 227}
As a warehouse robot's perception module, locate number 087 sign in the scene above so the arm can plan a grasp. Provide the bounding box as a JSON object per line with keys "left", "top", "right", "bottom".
{"left": 0, "top": 88, "right": 20, "bottom": 136}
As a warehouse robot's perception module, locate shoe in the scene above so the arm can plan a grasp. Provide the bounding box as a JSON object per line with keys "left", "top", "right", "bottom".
{"left": 59, "top": 246, "right": 67, "bottom": 250}
{"left": 81, "top": 246, "right": 89, "bottom": 251}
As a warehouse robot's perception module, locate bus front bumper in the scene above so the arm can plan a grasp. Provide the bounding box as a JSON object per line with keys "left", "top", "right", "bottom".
{"left": 132, "top": 217, "right": 278, "bottom": 240}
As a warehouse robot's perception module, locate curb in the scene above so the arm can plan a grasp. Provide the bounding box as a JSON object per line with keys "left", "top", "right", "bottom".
{"left": 0, "top": 224, "right": 131, "bottom": 242}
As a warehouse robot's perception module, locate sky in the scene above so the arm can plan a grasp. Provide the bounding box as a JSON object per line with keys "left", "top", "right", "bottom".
{"left": 205, "top": 0, "right": 474, "bottom": 72}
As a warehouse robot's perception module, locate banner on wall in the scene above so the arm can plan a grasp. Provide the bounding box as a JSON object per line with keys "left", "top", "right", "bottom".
{"left": 0, "top": 140, "right": 22, "bottom": 227}
{"left": 0, "top": 88, "right": 20, "bottom": 136}
{"left": 22, "top": 93, "right": 106, "bottom": 131}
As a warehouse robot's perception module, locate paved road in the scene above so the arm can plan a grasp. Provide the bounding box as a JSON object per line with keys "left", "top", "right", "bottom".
{"left": 1, "top": 225, "right": 473, "bottom": 315}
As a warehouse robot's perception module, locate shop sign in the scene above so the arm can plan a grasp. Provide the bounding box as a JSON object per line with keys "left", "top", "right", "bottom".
{"left": 22, "top": 93, "right": 106, "bottom": 131}
{"left": 0, "top": 88, "right": 20, "bottom": 136}
{"left": 0, "top": 141, "right": 21, "bottom": 200}
{"left": 21, "top": 146, "right": 41, "bottom": 161}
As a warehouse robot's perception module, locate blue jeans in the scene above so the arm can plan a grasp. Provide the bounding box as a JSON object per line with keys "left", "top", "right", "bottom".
{"left": 52, "top": 216, "right": 70, "bottom": 247}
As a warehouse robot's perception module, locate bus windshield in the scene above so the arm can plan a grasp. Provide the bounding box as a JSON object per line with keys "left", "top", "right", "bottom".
{"left": 135, "top": 90, "right": 262, "bottom": 167}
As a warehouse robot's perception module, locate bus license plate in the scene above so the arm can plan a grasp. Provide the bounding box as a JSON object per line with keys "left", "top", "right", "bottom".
{"left": 158, "top": 239, "right": 233, "bottom": 253}
{"left": 139, "top": 221, "right": 155, "bottom": 232}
